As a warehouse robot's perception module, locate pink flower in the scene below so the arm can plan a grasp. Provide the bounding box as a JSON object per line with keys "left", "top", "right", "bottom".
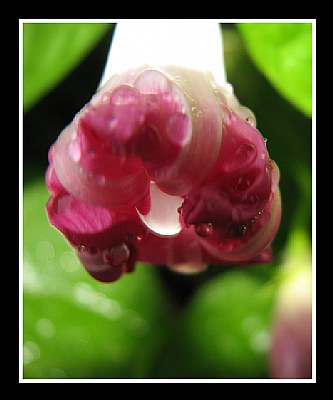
{"left": 45, "top": 22, "right": 281, "bottom": 282}
{"left": 46, "top": 63, "right": 281, "bottom": 282}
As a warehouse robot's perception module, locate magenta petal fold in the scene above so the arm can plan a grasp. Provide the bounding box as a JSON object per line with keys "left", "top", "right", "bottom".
{"left": 46, "top": 65, "right": 281, "bottom": 282}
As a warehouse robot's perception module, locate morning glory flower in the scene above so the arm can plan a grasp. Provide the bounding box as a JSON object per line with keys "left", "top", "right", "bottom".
{"left": 46, "top": 20, "right": 281, "bottom": 282}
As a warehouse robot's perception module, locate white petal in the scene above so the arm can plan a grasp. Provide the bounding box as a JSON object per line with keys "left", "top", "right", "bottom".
{"left": 136, "top": 182, "right": 183, "bottom": 236}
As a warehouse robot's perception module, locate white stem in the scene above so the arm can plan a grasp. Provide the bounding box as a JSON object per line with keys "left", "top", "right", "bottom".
{"left": 100, "top": 19, "right": 227, "bottom": 87}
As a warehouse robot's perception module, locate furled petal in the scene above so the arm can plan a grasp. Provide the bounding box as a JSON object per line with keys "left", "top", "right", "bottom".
{"left": 46, "top": 163, "right": 148, "bottom": 255}
{"left": 179, "top": 98, "right": 281, "bottom": 263}
{"left": 45, "top": 22, "right": 282, "bottom": 282}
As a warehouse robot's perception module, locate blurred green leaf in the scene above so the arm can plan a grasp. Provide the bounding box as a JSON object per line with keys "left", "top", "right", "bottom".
{"left": 23, "top": 179, "right": 166, "bottom": 378}
{"left": 153, "top": 270, "right": 275, "bottom": 378}
{"left": 238, "top": 23, "right": 312, "bottom": 117}
{"left": 23, "top": 22, "right": 111, "bottom": 111}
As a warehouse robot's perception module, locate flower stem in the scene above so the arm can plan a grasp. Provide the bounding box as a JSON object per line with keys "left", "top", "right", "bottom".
{"left": 100, "top": 20, "right": 227, "bottom": 87}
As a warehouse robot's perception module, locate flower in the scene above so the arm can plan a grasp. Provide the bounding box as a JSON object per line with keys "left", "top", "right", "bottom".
{"left": 46, "top": 21, "right": 281, "bottom": 282}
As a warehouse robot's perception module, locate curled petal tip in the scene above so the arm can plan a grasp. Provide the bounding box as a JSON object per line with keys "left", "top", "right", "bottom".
{"left": 77, "top": 250, "right": 124, "bottom": 283}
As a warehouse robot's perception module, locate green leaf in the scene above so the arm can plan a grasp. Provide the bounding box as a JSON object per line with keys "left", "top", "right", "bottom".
{"left": 238, "top": 23, "right": 312, "bottom": 117}
{"left": 23, "top": 22, "right": 111, "bottom": 111}
{"left": 153, "top": 270, "right": 275, "bottom": 378}
{"left": 23, "top": 179, "right": 166, "bottom": 378}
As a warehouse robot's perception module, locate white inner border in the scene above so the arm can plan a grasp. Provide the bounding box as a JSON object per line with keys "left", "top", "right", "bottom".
{"left": 19, "top": 18, "right": 316, "bottom": 384}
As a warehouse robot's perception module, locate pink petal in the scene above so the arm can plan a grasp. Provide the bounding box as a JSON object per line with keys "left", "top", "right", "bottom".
{"left": 45, "top": 65, "right": 282, "bottom": 282}
{"left": 52, "top": 123, "right": 151, "bottom": 208}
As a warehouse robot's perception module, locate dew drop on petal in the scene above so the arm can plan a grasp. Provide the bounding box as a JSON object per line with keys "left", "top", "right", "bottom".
{"left": 134, "top": 69, "right": 171, "bottom": 94}
{"left": 247, "top": 194, "right": 259, "bottom": 205}
{"left": 167, "top": 112, "right": 191, "bottom": 146}
{"left": 111, "top": 84, "right": 139, "bottom": 105}
{"left": 228, "top": 224, "right": 247, "bottom": 238}
{"left": 77, "top": 245, "right": 97, "bottom": 255}
{"left": 136, "top": 233, "right": 145, "bottom": 241}
{"left": 245, "top": 115, "right": 256, "bottom": 127}
{"left": 235, "top": 176, "right": 252, "bottom": 191}
{"left": 95, "top": 174, "right": 106, "bottom": 186}
{"left": 195, "top": 223, "right": 213, "bottom": 237}
{"left": 224, "top": 143, "right": 256, "bottom": 172}
{"left": 67, "top": 140, "right": 81, "bottom": 163}
{"left": 108, "top": 117, "right": 117, "bottom": 130}
{"left": 103, "top": 243, "right": 130, "bottom": 267}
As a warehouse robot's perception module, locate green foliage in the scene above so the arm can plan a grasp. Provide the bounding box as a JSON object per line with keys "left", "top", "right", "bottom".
{"left": 153, "top": 270, "right": 275, "bottom": 378}
{"left": 23, "top": 22, "right": 111, "bottom": 111}
{"left": 238, "top": 23, "right": 312, "bottom": 117}
{"left": 23, "top": 180, "right": 166, "bottom": 378}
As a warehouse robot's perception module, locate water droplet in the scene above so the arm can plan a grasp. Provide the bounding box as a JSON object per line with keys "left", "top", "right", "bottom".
{"left": 235, "top": 176, "right": 252, "bottom": 191}
{"left": 67, "top": 140, "right": 81, "bottom": 163}
{"left": 245, "top": 116, "right": 256, "bottom": 127}
{"left": 195, "top": 223, "right": 213, "bottom": 237}
{"left": 225, "top": 143, "right": 256, "bottom": 172}
{"left": 247, "top": 194, "right": 259, "bottom": 205}
{"left": 228, "top": 224, "right": 247, "bottom": 238}
{"left": 103, "top": 243, "right": 130, "bottom": 267}
{"left": 101, "top": 92, "right": 112, "bottom": 104}
{"left": 86, "top": 171, "right": 95, "bottom": 182}
{"left": 77, "top": 244, "right": 85, "bottom": 253}
{"left": 167, "top": 112, "right": 191, "bottom": 145}
{"left": 265, "top": 160, "right": 273, "bottom": 175}
{"left": 108, "top": 116, "right": 117, "bottom": 130}
{"left": 135, "top": 69, "right": 170, "bottom": 94}
{"left": 87, "top": 148, "right": 96, "bottom": 158}
{"left": 95, "top": 174, "right": 106, "bottom": 186}
{"left": 77, "top": 245, "right": 97, "bottom": 255}
{"left": 263, "top": 137, "right": 268, "bottom": 145}
{"left": 111, "top": 85, "right": 139, "bottom": 105}
{"left": 231, "top": 207, "right": 243, "bottom": 222}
